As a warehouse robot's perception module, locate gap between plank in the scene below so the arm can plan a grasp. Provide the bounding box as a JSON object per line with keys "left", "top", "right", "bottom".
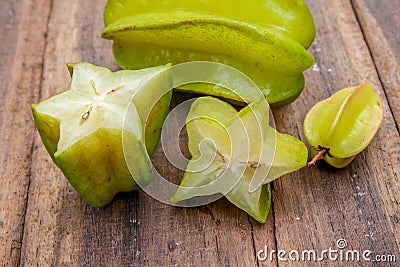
{"left": 350, "top": 0, "right": 400, "bottom": 134}
{"left": 247, "top": 187, "right": 278, "bottom": 267}
{"left": 247, "top": 214, "right": 260, "bottom": 267}
{"left": 17, "top": 0, "right": 55, "bottom": 266}
{"left": 270, "top": 195, "right": 279, "bottom": 267}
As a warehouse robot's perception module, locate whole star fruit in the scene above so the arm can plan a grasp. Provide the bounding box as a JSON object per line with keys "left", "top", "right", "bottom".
{"left": 101, "top": 0, "right": 315, "bottom": 107}
{"left": 170, "top": 96, "right": 308, "bottom": 223}
{"left": 32, "top": 62, "right": 172, "bottom": 207}
{"left": 103, "top": 0, "right": 315, "bottom": 49}
{"left": 304, "top": 83, "right": 383, "bottom": 168}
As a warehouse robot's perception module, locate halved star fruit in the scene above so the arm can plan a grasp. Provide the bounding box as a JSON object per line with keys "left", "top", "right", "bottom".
{"left": 171, "top": 96, "right": 307, "bottom": 222}
{"left": 32, "top": 62, "right": 172, "bottom": 207}
{"left": 304, "top": 83, "right": 383, "bottom": 168}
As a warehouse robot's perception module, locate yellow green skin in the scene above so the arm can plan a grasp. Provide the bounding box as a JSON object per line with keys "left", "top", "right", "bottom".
{"left": 32, "top": 63, "right": 172, "bottom": 207}
{"left": 104, "top": 0, "right": 316, "bottom": 49}
{"left": 102, "top": 1, "right": 315, "bottom": 107}
{"left": 304, "top": 83, "right": 383, "bottom": 168}
{"left": 171, "top": 96, "right": 307, "bottom": 222}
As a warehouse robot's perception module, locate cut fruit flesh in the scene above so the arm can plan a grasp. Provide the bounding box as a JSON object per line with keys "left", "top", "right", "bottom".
{"left": 32, "top": 62, "right": 172, "bottom": 207}
{"left": 67, "top": 62, "right": 172, "bottom": 156}
{"left": 171, "top": 96, "right": 307, "bottom": 222}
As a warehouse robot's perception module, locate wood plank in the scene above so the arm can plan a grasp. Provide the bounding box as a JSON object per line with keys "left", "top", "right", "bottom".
{"left": 0, "top": 1, "right": 20, "bottom": 113}
{"left": 351, "top": 0, "right": 400, "bottom": 131}
{"left": 19, "top": 0, "right": 121, "bottom": 265}
{"left": 20, "top": 1, "right": 276, "bottom": 266}
{"left": 19, "top": 0, "right": 119, "bottom": 265}
{"left": 252, "top": 0, "right": 400, "bottom": 266}
{"left": 0, "top": 0, "right": 52, "bottom": 266}
{"left": 16, "top": 0, "right": 400, "bottom": 266}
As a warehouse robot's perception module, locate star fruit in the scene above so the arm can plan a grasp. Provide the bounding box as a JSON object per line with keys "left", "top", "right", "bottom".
{"left": 104, "top": 0, "right": 316, "bottom": 48}
{"left": 304, "top": 83, "right": 383, "bottom": 168}
{"left": 171, "top": 96, "right": 307, "bottom": 222}
{"left": 101, "top": 0, "right": 315, "bottom": 107}
{"left": 32, "top": 62, "right": 172, "bottom": 207}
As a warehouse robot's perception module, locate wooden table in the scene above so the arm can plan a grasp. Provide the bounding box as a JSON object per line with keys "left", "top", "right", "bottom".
{"left": 1, "top": 0, "right": 399, "bottom": 266}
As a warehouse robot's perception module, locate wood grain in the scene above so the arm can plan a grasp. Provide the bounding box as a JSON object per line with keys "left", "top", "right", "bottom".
{"left": 19, "top": 1, "right": 119, "bottom": 266}
{"left": 352, "top": 0, "right": 400, "bottom": 252}
{"left": 351, "top": 0, "right": 400, "bottom": 131}
{"left": 0, "top": 0, "right": 398, "bottom": 266}
{"left": 19, "top": 1, "right": 269, "bottom": 266}
{"left": 0, "top": 0, "right": 52, "bottom": 266}
{"left": 263, "top": 0, "right": 400, "bottom": 266}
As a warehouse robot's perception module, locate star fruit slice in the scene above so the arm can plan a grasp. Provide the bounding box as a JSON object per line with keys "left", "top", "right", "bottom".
{"left": 32, "top": 62, "right": 172, "bottom": 207}
{"left": 304, "top": 83, "right": 383, "bottom": 168}
{"left": 171, "top": 97, "right": 307, "bottom": 223}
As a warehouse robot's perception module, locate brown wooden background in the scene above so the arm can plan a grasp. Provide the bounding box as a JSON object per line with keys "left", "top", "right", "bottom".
{"left": 0, "top": 0, "right": 399, "bottom": 266}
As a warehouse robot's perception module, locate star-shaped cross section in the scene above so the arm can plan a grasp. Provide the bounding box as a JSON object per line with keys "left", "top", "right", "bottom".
{"left": 171, "top": 96, "right": 307, "bottom": 222}
{"left": 32, "top": 62, "right": 171, "bottom": 207}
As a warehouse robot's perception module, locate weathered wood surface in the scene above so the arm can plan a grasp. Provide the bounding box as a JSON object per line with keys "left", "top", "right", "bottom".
{"left": 0, "top": 0, "right": 398, "bottom": 266}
